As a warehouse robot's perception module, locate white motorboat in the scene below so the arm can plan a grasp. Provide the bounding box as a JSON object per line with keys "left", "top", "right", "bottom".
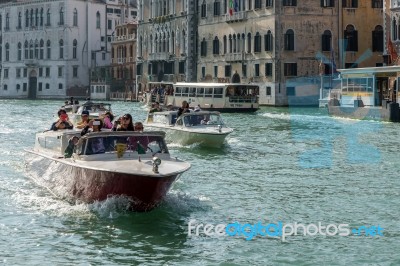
{"left": 144, "top": 111, "right": 233, "bottom": 148}
{"left": 24, "top": 130, "right": 191, "bottom": 211}
{"left": 69, "top": 102, "right": 113, "bottom": 123}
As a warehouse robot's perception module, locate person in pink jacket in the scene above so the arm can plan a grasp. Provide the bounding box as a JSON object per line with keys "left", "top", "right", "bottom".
{"left": 102, "top": 111, "right": 114, "bottom": 129}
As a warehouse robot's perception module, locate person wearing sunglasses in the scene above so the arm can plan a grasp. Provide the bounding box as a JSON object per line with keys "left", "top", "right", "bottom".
{"left": 76, "top": 110, "right": 90, "bottom": 129}
{"left": 112, "top": 113, "right": 134, "bottom": 131}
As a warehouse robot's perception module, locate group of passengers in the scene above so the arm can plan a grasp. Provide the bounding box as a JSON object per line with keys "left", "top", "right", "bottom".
{"left": 51, "top": 108, "right": 145, "bottom": 158}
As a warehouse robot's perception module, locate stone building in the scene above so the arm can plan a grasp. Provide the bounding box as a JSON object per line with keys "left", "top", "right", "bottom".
{"left": 0, "top": 0, "right": 137, "bottom": 99}
{"left": 136, "top": 0, "right": 198, "bottom": 93}
{"left": 106, "top": 21, "right": 138, "bottom": 100}
{"left": 136, "top": 0, "right": 385, "bottom": 106}
{"left": 197, "top": 0, "right": 384, "bottom": 106}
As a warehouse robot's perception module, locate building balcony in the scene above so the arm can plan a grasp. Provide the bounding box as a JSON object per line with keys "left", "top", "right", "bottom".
{"left": 25, "top": 59, "right": 39, "bottom": 67}
{"left": 225, "top": 11, "right": 247, "bottom": 23}
{"left": 149, "top": 52, "right": 173, "bottom": 61}
{"left": 225, "top": 53, "right": 243, "bottom": 62}
{"left": 111, "top": 34, "right": 136, "bottom": 43}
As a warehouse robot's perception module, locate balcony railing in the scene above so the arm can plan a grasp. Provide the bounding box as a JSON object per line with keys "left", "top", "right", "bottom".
{"left": 225, "top": 53, "right": 243, "bottom": 62}
{"left": 25, "top": 59, "right": 39, "bottom": 67}
{"left": 149, "top": 52, "right": 172, "bottom": 61}
{"left": 225, "top": 11, "right": 247, "bottom": 23}
{"left": 111, "top": 34, "right": 136, "bottom": 42}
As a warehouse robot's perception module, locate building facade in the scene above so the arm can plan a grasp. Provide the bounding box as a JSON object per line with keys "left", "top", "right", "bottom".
{"left": 136, "top": 0, "right": 198, "bottom": 93}
{"left": 0, "top": 0, "right": 137, "bottom": 99}
{"left": 90, "top": 0, "right": 138, "bottom": 100}
{"left": 135, "top": 0, "right": 384, "bottom": 106}
{"left": 104, "top": 21, "right": 138, "bottom": 100}
{"left": 197, "top": 0, "right": 384, "bottom": 106}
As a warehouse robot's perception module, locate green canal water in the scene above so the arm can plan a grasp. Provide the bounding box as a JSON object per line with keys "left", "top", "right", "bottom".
{"left": 0, "top": 100, "right": 399, "bottom": 265}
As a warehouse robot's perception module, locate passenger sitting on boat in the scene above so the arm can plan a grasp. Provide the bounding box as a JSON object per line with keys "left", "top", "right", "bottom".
{"left": 50, "top": 109, "right": 74, "bottom": 131}
{"left": 149, "top": 102, "right": 162, "bottom": 113}
{"left": 101, "top": 111, "right": 114, "bottom": 129}
{"left": 201, "top": 115, "right": 210, "bottom": 125}
{"left": 177, "top": 101, "right": 190, "bottom": 117}
{"left": 81, "top": 119, "right": 103, "bottom": 136}
{"left": 112, "top": 113, "right": 134, "bottom": 131}
{"left": 134, "top": 122, "right": 144, "bottom": 132}
{"left": 76, "top": 110, "right": 90, "bottom": 129}
{"left": 64, "top": 136, "right": 79, "bottom": 158}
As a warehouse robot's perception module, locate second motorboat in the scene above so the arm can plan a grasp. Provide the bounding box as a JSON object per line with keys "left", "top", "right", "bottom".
{"left": 144, "top": 111, "right": 233, "bottom": 148}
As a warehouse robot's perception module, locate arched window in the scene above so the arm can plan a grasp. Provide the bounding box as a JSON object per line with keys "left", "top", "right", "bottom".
{"left": 213, "top": 36, "right": 220, "bottom": 55}
{"left": 46, "top": 9, "right": 51, "bottom": 26}
{"left": 18, "top": 12, "right": 22, "bottom": 29}
{"left": 5, "top": 13, "right": 9, "bottom": 30}
{"left": 264, "top": 30, "right": 273, "bottom": 52}
{"left": 393, "top": 18, "right": 398, "bottom": 40}
{"left": 35, "top": 8, "right": 39, "bottom": 27}
{"left": 237, "top": 34, "right": 241, "bottom": 53}
{"left": 223, "top": 35, "right": 227, "bottom": 54}
{"left": 73, "top": 9, "right": 78, "bottom": 26}
{"left": 229, "top": 34, "right": 232, "bottom": 53}
{"left": 372, "top": 25, "right": 383, "bottom": 52}
{"left": 59, "top": 39, "right": 64, "bottom": 59}
{"left": 24, "top": 41, "right": 29, "bottom": 59}
{"left": 18, "top": 42, "right": 22, "bottom": 60}
{"left": 344, "top": 25, "right": 358, "bottom": 51}
{"left": 5, "top": 43, "right": 9, "bottom": 61}
{"left": 59, "top": 8, "right": 64, "bottom": 25}
{"left": 40, "top": 8, "right": 44, "bottom": 26}
{"left": 30, "top": 9, "right": 34, "bottom": 26}
{"left": 321, "top": 30, "right": 332, "bottom": 51}
{"left": 25, "top": 10, "right": 29, "bottom": 27}
{"left": 254, "top": 32, "right": 261, "bottom": 53}
{"left": 247, "top": 33, "right": 252, "bottom": 53}
{"left": 47, "top": 40, "right": 51, "bottom": 59}
{"left": 96, "top": 12, "right": 100, "bottom": 28}
{"left": 284, "top": 29, "right": 294, "bottom": 51}
{"left": 40, "top": 39, "right": 44, "bottom": 59}
{"left": 34, "top": 40, "right": 39, "bottom": 58}
{"left": 73, "top": 39, "right": 78, "bottom": 59}
{"left": 200, "top": 38, "right": 207, "bottom": 56}
{"left": 233, "top": 34, "right": 237, "bottom": 53}
{"left": 29, "top": 40, "right": 34, "bottom": 59}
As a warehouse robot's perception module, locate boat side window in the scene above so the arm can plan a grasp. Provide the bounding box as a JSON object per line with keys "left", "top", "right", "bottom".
{"left": 126, "top": 136, "right": 168, "bottom": 154}
{"left": 213, "top": 87, "right": 223, "bottom": 98}
{"left": 189, "top": 87, "right": 196, "bottom": 97}
{"left": 205, "top": 88, "right": 213, "bottom": 97}
{"left": 208, "top": 114, "right": 222, "bottom": 124}
{"left": 197, "top": 87, "right": 204, "bottom": 97}
{"left": 147, "top": 136, "right": 168, "bottom": 154}
{"left": 182, "top": 87, "right": 189, "bottom": 97}
{"left": 226, "top": 86, "right": 235, "bottom": 96}
{"left": 175, "top": 87, "right": 182, "bottom": 96}
{"left": 87, "top": 137, "right": 105, "bottom": 155}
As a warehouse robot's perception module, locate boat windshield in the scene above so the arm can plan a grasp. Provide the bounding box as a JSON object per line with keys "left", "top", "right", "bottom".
{"left": 77, "top": 135, "right": 168, "bottom": 155}
{"left": 179, "top": 113, "right": 223, "bottom": 127}
{"left": 80, "top": 104, "right": 111, "bottom": 113}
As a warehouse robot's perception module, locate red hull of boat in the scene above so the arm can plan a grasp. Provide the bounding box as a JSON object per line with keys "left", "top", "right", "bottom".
{"left": 26, "top": 154, "right": 180, "bottom": 211}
